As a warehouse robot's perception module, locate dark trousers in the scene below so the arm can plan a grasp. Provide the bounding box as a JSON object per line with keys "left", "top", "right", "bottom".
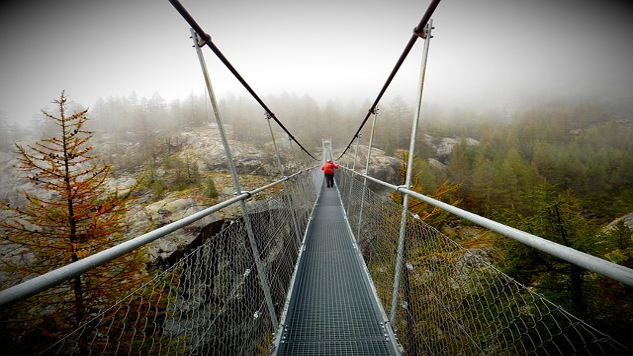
{"left": 324, "top": 173, "right": 334, "bottom": 188}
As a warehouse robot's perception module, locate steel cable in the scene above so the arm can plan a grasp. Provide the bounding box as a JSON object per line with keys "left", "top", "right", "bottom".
{"left": 337, "top": 0, "right": 442, "bottom": 160}
{"left": 168, "top": 0, "right": 318, "bottom": 161}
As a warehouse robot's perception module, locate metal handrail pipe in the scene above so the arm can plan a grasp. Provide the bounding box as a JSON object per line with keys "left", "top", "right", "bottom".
{"left": 342, "top": 167, "right": 633, "bottom": 287}
{"left": 0, "top": 174, "right": 299, "bottom": 309}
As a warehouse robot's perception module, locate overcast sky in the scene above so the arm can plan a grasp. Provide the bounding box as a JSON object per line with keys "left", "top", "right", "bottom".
{"left": 1, "top": 0, "right": 632, "bottom": 124}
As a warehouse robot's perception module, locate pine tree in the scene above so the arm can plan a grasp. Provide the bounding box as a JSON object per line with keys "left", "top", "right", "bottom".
{"left": 0, "top": 92, "right": 147, "bottom": 355}
{"left": 497, "top": 181, "right": 596, "bottom": 316}
{"left": 591, "top": 220, "right": 633, "bottom": 347}
{"left": 206, "top": 177, "right": 219, "bottom": 198}
{"left": 602, "top": 220, "right": 633, "bottom": 268}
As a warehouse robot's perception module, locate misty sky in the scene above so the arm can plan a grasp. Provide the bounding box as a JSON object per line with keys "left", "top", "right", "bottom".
{"left": 1, "top": 0, "right": 632, "bottom": 124}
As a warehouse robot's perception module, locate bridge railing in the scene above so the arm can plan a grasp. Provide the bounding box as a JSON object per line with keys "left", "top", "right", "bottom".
{"left": 337, "top": 167, "right": 632, "bottom": 355}
{"left": 0, "top": 169, "right": 321, "bottom": 356}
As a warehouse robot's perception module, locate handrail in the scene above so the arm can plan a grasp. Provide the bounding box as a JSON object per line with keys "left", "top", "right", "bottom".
{"left": 0, "top": 171, "right": 307, "bottom": 309}
{"left": 341, "top": 166, "right": 633, "bottom": 287}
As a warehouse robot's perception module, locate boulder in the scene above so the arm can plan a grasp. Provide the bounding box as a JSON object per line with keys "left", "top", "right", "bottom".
{"left": 338, "top": 145, "right": 402, "bottom": 187}
{"left": 605, "top": 213, "right": 633, "bottom": 230}
{"left": 127, "top": 193, "right": 222, "bottom": 264}
{"left": 425, "top": 136, "right": 480, "bottom": 163}
{"left": 428, "top": 158, "right": 447, "bottom": 174}
{"left": 104, "top": 177, "right": 137, "bottom": 197}
{"left": 177, "top": 125, "right": 270, "bottom": 175}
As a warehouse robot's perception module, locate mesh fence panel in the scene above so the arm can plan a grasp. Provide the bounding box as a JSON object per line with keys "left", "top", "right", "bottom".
{"left": 1, "top": 170, "right": 319, "bottom": 355}
{"left": 337, "top": 169, "right": 629, "bottom": 356}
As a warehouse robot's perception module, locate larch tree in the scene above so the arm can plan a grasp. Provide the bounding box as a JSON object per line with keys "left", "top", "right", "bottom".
{"left": 0, "top": 92, "right": 148, "bottom": 355}
{"left": 497, "top": 181, "right": 597, "bottom": 316}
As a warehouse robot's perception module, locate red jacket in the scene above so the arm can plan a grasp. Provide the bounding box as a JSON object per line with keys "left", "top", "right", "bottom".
{"left": 321, "top": 161, "right": 339, "bottom": 174}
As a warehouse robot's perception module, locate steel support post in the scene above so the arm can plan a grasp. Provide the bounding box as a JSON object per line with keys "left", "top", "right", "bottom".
{"left": 347, "top": 135, "right": 361, "bottom": 212}
{"left": 266, "top": 115, "right": 305, "bottom": 253}
{"left": 190, "top": 29, "right": 278, "bottom": 330}
{"left": 356, "top": 108, "right": 379, "bottom": 242}
{"left": 390, "top": 21, "right": 434, "bottom": 324}
{"left": 265, "top": 112, "right": 287, "bottom": 177}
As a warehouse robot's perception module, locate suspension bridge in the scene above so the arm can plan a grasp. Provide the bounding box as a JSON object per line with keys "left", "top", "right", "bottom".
{"left": 1, "top": 0, "right": 633, "bottom": 355}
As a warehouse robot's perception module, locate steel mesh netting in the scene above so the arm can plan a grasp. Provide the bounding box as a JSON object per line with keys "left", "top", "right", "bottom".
{"left": 336, "top": 171, "right": 399, "bottom": 310}
{"left": 337, "top": 169, "right": 629, "bottom": 356}
{"left": 11, "top": 170, "right": 321, "bottom": 356}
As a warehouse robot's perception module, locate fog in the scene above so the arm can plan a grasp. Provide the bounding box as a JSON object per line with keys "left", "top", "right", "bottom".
{"left": 1, "top": 0, "right": 632, "bottom": 125}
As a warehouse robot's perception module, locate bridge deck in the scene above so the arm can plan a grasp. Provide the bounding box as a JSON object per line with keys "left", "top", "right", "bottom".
{"left": 276, "top": 182, "right": 398, "bottom": 355}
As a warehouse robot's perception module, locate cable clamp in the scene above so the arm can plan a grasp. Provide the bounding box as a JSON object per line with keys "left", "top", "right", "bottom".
{"left": 413, "top": 26, "right": 426, "bottom": 39}
{"left": 196, "top": 33, "right": 212, "bottom": 47}
{"left": 414, "top": 24, "right": 434, "bottom": 39}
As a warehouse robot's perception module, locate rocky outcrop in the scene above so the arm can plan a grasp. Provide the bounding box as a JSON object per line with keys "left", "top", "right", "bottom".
{"left": 333, "top": 134, "right": 480, "bottom": 189}
{"left": 605, "top": 213, "right": 633, "bottom": 230}
{"left": 428, "top": 158, "right": 448, "bottom": 174}
{"left": 0, "top": 151, "right": 40, "bottom": 207}
{"left": 124, "top": 193, "right": 224, "bottom": 265}
{"left": 176, "top": 124, "right": 279, "bottom": 176}
{"left": 424, "top": 134, "right": 480, "bottom": 163}
{"left": 337, "top": 145, "right": 403, "bottom": 188}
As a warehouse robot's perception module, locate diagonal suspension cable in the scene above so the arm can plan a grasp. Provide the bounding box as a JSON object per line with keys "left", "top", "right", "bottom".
{"left": 337, "top": 0, "right": 442, "bottom": 160}
{"left": 168, "top": 0, "right": 318, "bottom": 161}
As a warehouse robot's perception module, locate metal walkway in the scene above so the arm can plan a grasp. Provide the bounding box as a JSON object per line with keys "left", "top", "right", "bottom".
{"left": 275, "top": 182, "right": 399, "bottom": 355}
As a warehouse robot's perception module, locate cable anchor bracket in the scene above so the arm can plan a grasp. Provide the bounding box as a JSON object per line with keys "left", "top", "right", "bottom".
{"left": 190, "top": 32, "right": 212, "bottom": 48}
{"left": 414, "top": 21, "right": 434, "bottom": 39}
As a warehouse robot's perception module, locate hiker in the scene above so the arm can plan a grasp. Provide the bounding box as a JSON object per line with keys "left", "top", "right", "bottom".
{"left": 321, "top": 159, "right": 339, "bottom": 188}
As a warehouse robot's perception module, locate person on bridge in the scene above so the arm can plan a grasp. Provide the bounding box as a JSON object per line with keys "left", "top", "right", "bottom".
{"left": 321, "top": 159, "right": 339, "bottom": 188}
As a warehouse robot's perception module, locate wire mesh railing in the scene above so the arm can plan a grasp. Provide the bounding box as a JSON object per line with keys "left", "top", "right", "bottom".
{"left": 337, "top": 168, "right": 631, "bottom": 356}
{"left": 0, "top": 169, "right": 320, "bottom": 356}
